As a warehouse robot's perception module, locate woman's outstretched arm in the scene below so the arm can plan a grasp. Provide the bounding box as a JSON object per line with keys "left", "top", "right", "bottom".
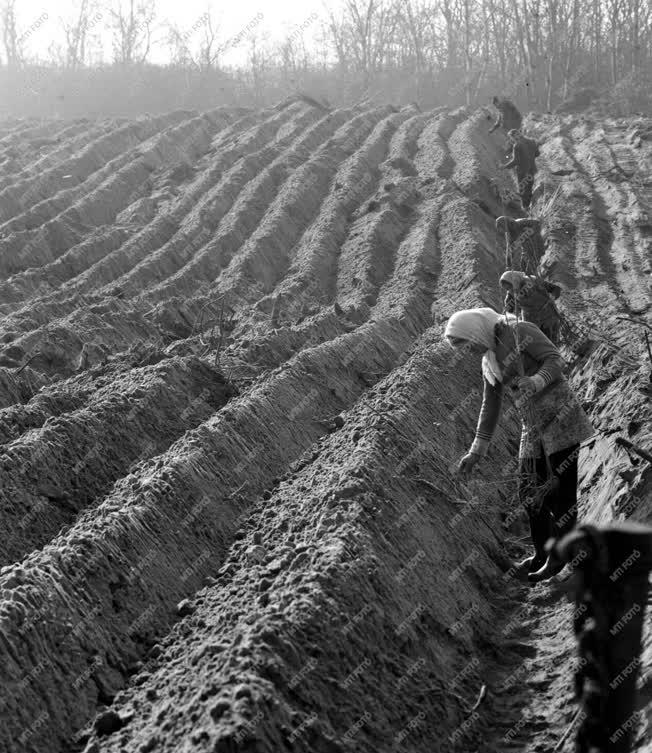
{"left": 469, "top": 377, "right": 504, "bottom": 456}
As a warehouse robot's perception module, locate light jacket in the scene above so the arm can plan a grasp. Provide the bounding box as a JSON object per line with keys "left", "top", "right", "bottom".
{"left": 469, "top": 320, "right": 594, "bottom": 459}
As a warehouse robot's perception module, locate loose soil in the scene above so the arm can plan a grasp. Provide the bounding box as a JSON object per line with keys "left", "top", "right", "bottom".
{"left": 0, "top": 100, "right": 649, "bottom": 753}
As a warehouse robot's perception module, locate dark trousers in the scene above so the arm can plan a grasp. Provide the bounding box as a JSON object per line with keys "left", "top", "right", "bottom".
{"left": 519, "top": 174, "right": 534, "bottom": 208}
{"left": 518, "top": 444, "right": 580, "bottom": 560}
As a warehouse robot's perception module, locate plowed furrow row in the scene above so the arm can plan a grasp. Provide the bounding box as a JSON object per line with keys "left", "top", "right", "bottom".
{"left": 0, "top": 316, "right": 415, "bottom": 753}
{"left": 0, "top": 117, "right": 209, "bottom": 236}
{"left": 0, "top": 112, "right": 190, "bottom": 224}
{"left": 538, "top": 133, "right": 601, "bottom": 293}
{"left": 371, "top": 198, "right": 442, "bottom": 329}
{"left": 214, "top": 192, "right": 443, "bottom": 384}
{"left": 213, "top": 108, "right": 403, "bottom": 307}
{"left": 0, "top": 115, "right": 222, "bottom": 277}
{"left": 0, "top": 298, "right": 176, "bottom": 377}
{"left": 568, "top": 130, "right": 623, "bottom": 290}
{"left": 0, "top": 121, "right": 101, "bottom": 190}
{"left": 0, "top": 120, "right": 30, "bottom": 143}
{"left": 450, "top": 111, "right": 516, "bottom": 216}
{"left": 264, "top": 110, "right": 411, "bottom": 325}
{"left": 0, "top": 108, "right": 353, "bottom": 373}
{"left": 88, "top": 329, "right": 515, "bottom": 753}
{"left": 0, "top": 226, "right": 133, "bottom": 311}
{"left": 0, "top": 356, "right": 233, "bottom": 567}
{"left": 0, "top": 346, "right": 191, "bottom": 443}
{"left": 142, "top": 108, "right": 363, "bottom": 304}
{"left": 0, "top": 107, "right": 293, "bottom": 320}
{"left": 332, "top": 112, "right": 425, "bottom": 314}
{"left": 413, "top": 109, "right": 464, "bottom": 181}
{"left": 13, "top": 121, "right": 108, "bottom": 178}
{"left": 0, "top": 119, "right": 69, "bottom": 145}
{"left": 571, "top": 131, "right": 651, "bottom": 314}
{"left": 221, "top": 310, "right": 353, "bottom": 377}
{"left": 0, "top": 380, "right": 93, "bottom": 445}
{"left": 50, "top": 108, "right": 300, "bottom": 298}
{"left": 335, "top": 206, "right": 408, "bottom": 312}
{"left": 106, "top": 106, "right": 327, "bottom": 300}
{"left": 0, "top": 366, "right": 47, "bottom": 410}
{"left": 382, "top": 109, "right": 431, "bottom": 175}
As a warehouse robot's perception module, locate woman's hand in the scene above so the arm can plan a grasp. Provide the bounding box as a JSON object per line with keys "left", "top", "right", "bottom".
{"left": 457, "top": 452, "right": 481, "bottom": 478}
{"left": 515, "top": 376, "right": 537, "bottom": 396}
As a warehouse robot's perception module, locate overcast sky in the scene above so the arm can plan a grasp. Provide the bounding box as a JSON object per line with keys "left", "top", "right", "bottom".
{"left": 14, "top": 0, "right": 332, "bottom": 66}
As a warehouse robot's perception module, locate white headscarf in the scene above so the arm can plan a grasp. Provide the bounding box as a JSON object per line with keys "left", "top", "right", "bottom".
{"left": 444, "top": 307, "right": 512, "bottom": 385}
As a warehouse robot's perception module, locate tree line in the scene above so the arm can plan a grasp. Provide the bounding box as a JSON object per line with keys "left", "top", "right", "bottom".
{"left": 1, "top": 0, "right": 650, "bottom": 118}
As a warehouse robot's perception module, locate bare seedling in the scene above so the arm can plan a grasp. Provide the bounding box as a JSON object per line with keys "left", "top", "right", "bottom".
{"left": 194, "top": 296, "right": 237, "bottom": 368}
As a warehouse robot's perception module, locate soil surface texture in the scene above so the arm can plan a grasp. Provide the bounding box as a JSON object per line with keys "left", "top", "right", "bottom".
{"left": 0, "top": 101, "right": 650, "bottom": 753}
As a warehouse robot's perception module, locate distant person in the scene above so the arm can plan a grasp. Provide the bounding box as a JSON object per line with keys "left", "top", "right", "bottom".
{"left": 495, "top": 216, "right": 544, "bottom": 274}
{"left": 500, "top": 270, "right": 562, "bottom": 344}
{"left": 554, "top": 87, "right": 598, "bottom": 115}
{"left": 445, "top": 307, "right": 594, "bottom": 582}
{"left": 503, "top": 129, "right": 540, "bottom": 210}
{"left": 489, "top": 96, "right": 523, "bottom": 134}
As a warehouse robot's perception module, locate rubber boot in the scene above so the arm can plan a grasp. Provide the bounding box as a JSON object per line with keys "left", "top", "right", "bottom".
{"left": 512, "top": 553, "right": 545, "bottom": 574}
{"left": 527, "top": 553, "right": 565, "bottom": 582}
{"left": 527, "top": 504, "right": 554, "bottom": 561}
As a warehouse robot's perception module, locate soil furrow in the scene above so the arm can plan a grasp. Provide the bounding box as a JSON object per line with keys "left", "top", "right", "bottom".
{"left": 261, "top": 110, "right": 412, "bottom": 326}
{"left": 0, "top": 114, "right": 223, "bottom": 277}
{"left": 141, "top": 107, "right": 364, "bottom": 303}
{"left": 212, "top": 108, "right": 403, "bottom": 307}
{"left": 0, "top": 356, "right": 235, "bottom": 567}
{"left": 0, "top": 109, "right": 319, "bottom": 362}
{"left": 0, "top": 112, "right": 191, "bottom": 225}
{"left": 413, "top": 108, "right": 466, "bottom": 182}
{"left": 106, "top": 106, "right": 328, "bottom": 300}
{"left": 87, "top": 323, "right": 518, "bottom": 753}
{"left": 571, "top": 129, "right": 651, "bottom": 314}
{"left": 0, "top": 107, "right": 650, "bottom": 753}
{"left": 0, "top": 316, "right": 414, "bottom": 753}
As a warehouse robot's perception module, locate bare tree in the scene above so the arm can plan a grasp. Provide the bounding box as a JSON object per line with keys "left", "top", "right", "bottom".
{"left": 325, "top": 5, "right": 350, "bottom": 71}
{"left": 1, "top": 0, "right": 21, "bottom": 67}
{"left": 2, "top": 0, "right": 652, "bottom": 116}
{"left": 607, "top": 0, "right": 624, "bottom": 84}
{"left": 198, "top": 10, "right": 220, "bottom": 70}
{"left": 168, "top": 7, "right": 221, "bottom": 70}
{"left": 560, "top": 0, "right": 580, "bottom": 101}
{"left": 246, "top": 30, "right": 273, "bottom": 106}
{"left": 398, "top": 0, "right": 434, "bottom": 101}
{"left": 106, "top": 0, "right": 156, "bottom": 65}
{"left": 61, "top": 0, "right": 100, "bottom": 67}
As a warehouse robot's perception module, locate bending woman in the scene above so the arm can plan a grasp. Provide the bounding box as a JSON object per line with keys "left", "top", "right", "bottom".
{"left": 445, "top": 307, "right": 594, "bottom": 582}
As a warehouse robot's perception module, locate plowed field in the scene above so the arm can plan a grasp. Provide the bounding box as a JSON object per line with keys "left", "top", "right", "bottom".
{"left": 0, "top": 100, "right": 650, "bottom": 753}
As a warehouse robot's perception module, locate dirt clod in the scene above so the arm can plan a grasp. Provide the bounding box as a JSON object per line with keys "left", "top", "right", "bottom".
{"left": 176, "top": 599, "right": 194, "bottom": 617}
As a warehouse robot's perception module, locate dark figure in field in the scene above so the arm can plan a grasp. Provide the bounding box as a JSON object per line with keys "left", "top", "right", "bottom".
{"left": 495, "top": 216, "right": 544, "bottom": 274}
{"left": 503, "top": 129, "right": 540, "bottom": 210}
{"left": 551, "top": 522, "right": 652, "bottom": 753}
{"left": 489, "top": 96, "right": 522, "bottom": 134}
{"left": 445, "top": 308, "right": 594, "bottom": 582}
{"left": 499, "top": 270, "right": 562, "bottom": 344}
{"left": 554, "top": 87, "right": 598, "bottom": 115}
